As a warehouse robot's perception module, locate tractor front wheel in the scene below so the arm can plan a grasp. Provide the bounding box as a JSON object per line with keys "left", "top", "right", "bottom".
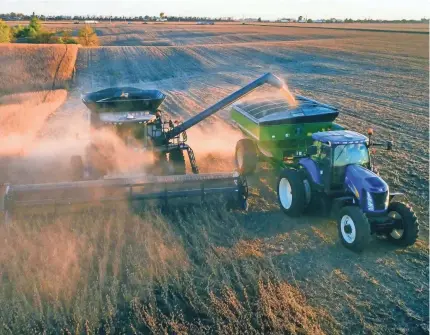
{"left": 235, "top": 139, "right": 258, "bottom": 175}
{"left": 337, "top": 206, "right": 371, "bottom": 252}
{"left": 386, "top": 202, "right": 419, "bottom": 247}
{"left": 277, "top": 169, "right": 306, "bottom": 217}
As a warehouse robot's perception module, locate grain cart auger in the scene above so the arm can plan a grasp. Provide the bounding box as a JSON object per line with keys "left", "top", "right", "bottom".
{"left": 231, "top": 93, "right": 419, "bottom": 252}
{"left": 0, "top": 73, "right": 285, "bottom": 224}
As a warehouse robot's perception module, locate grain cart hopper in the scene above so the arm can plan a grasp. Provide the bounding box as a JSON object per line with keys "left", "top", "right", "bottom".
{"left": 1, "top": 73, "right": 286, "bottom": 223}
{"left": 232, "top": 96, "right": 419, "bottom": 252}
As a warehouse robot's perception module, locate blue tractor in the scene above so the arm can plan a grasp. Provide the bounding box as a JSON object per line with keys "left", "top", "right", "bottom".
{"left": 277, "top": 130, "right": 419, "bottom": 251}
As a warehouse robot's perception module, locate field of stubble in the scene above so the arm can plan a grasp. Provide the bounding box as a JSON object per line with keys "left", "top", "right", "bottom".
{"left": 0, "top": 23, "right": 428, "bottom": 334}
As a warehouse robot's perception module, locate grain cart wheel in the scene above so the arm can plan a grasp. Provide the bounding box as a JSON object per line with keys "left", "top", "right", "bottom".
{"left": 386, "top": 202, "right": 419, "bottom": 247}
{"left": 337, "top": 206, "right": 371, "bottom": 252}
{"left": 169, "top": 148, "right": 186, "bottom": 175}
{"left": 70, "top": 155, "right": 84, "bottom": 181}
{"left": 235, "top": 139, "right": 257, "bottom": 175}
{"left": 277, "top": 169, "right": 306, "bottom": 217}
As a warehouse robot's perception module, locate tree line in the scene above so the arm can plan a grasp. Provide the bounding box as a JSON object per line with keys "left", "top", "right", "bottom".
{"left": 0, "top": 16, "right": 99, "bottom": 46}
{"left": 0, "top": 12, "right": 233, "bottom": 22}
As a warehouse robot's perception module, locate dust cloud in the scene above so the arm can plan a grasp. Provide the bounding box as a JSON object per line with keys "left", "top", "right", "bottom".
{"left": 239, "top": 78, "right": 298, "bottom": 108}
{"left": 186, "top": 120, "right": 244, "bottom": 173}
{"left": 0, "top": 90, "right": 68, "bottom": 157}
{"left": 0, "top": 90, "right": 154, "bottom": 184}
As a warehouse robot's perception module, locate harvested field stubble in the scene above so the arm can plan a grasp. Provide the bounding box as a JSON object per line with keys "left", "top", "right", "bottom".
{"left": 0, "top": 208, "right": 337, "bottom": 334}
{"left": 0, "top": 44, "right": 78, "bottom": 95}
{"left": 0, "top": 23, "right": 428, "bottom": 334}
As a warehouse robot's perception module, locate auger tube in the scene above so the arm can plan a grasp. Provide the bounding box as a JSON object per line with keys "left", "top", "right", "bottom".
{"left": 164, "top": 73, "right": 284, "bottom": 140}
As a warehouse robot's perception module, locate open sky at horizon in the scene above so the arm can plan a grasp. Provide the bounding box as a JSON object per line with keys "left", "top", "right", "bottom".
{"left": 2, "top": 0, "right": 429, "bottom": 20}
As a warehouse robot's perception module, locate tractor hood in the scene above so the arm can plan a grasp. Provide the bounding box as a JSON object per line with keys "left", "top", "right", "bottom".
{"left": 345, "top": 165, "right": 389, "bottom": 212}
{"left": 345, "top": 165, "right": 388, "bottom": 195}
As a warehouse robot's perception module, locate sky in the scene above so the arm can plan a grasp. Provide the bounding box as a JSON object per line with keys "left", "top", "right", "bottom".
{"left": 2, "top": 0, "right": 429, "bottom": 20}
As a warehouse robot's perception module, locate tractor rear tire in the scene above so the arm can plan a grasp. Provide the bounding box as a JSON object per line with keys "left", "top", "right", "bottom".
{"left": 235, "top": 139, "right": 258, "bottom": 175}
{"left": 277, "top": 169, "right": 306, "bottom": 217}
{"left": 70, "top": 155, "right": 84, "bottom": 181}
{"left": 337, "top": 206, "right": 371, "bottom": 252}
{"left": 386, "top": 202, "right": 419, "bottom": 247}
{"left": 169, "top": 148, "right": 186, "bottom": 175}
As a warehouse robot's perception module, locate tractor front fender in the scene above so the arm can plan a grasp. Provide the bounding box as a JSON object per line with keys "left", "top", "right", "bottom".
{"left": 332, "top": 196, "right": 357, "bottom": 214}
{"left": 299, "top": 158, "right": 321, "bottom": 185}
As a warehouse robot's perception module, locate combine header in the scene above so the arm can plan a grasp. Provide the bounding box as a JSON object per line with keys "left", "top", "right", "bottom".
{"left": 1, "top": 73, "right": 285, "bottom": 223}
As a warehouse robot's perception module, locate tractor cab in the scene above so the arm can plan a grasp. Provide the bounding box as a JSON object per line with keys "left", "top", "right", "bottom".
{"left": 307, "top": 130, "right": 370, "bottom": 193}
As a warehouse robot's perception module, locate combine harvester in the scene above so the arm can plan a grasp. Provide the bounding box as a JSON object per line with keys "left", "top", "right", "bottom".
{"left": 0, "top": 73, "right": 286, "bottom": 223}
{"left": 231, "top": 94, "right": 419, "bottom": 251}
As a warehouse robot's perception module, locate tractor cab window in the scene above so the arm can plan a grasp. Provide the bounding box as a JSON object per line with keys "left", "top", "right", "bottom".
{"left": 333, "top": 143, "right": 369, "bottom": 167}
{"left": 311, "top": 141, "right": 331, "bottom": 162}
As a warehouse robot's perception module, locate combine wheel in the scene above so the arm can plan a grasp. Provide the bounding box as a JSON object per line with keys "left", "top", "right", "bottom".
{"left": 277, "top": 169, "right": 305, "bottom": 217}
{"left": 169, "top": 148, "right": 186, "bottom": 175}
{"left": 337, "top": 206, "right": 371, "bottom": 252}
{"left": 386, "top": 202, "right": 419, "bottom": 247}
{"left": 70, "top": 155, "right": 84, "bottom": 181}
{"left": 153, "top": 152, "right": 170, "bottom": 175}
{"left": 235, "top": 139, "right": 258, "bottom": 175}
{"left": 226, "top": 175, "right": 249, "bottom": 211}
{"left": 85, "top": 143, "right": 110, "bottom": 178}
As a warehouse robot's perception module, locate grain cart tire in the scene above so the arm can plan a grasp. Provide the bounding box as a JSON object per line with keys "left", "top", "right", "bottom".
{"left": 70, "top": 155, "right": 84, "bottom": 181}
{"left": 235, "top": 139, "right": 257, "bottom": 175}
{"left": 277, "top": 169, "right": 306, "bottom": 217}
{"left": 337, "top": 206, "right": 371, "bottom": 252}
{"left": 386, "top": 202, "right": 419, "bottom": 247}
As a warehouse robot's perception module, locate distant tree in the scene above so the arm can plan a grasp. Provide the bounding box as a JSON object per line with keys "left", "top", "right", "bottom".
{"left": 160, "top": 12, "right": 165, "bottom": 18}
{"left": 307, "top": 18, "right": 313, "bottom": 23}
{"left": 29, "top": 16, "right": 42, "bottom": 31}
{"left": 31, "top": 30, "right": 54, "bottom": 43}
{"left": 258, "top": 17, "right": 262, "bottom": 22}
{"left": 27, "top": 16, "right": 42, "bottom": 38}
{"left": 59, "top": 30, "right": 77, "bottom": 44}
{"left": 0, "top": 19, "right": 11, "bottom": 43}
{"left": 78, "top": 24, "right": 99, "bottom": 46}
{"left": 298, "top": 15, "right": 303, "bottom": 22}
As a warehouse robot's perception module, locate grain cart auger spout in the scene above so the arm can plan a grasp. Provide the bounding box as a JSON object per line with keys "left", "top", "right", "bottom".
{"left": 1, "top": 73, "right": 285, "bottom": 224}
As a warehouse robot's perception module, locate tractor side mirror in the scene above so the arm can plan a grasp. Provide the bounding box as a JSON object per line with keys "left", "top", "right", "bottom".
{"left": 386, "top": 141, "right": 393, "bottom": 150}
{"left": 307, "top": 145, "right": 318, "bottom": 156}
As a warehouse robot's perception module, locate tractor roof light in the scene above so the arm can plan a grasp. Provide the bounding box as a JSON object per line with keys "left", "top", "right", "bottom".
{"left": 367, "top": 128, "right": 374, "bottom": 136}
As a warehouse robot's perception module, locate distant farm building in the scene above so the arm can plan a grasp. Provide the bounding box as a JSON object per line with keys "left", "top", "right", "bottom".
{"left": 84, "top": 20, "right": 99, "bottom": 24}
{"left": 279, "top": 18, "right": 296, "bottom": 23}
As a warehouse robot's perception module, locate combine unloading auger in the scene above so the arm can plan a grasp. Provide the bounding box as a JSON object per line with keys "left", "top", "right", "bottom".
{"left": 1, "top": 73, "right": 284, "bottom": 223}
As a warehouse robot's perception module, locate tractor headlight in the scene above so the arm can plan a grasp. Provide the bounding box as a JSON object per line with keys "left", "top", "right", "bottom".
{"left": 366, "top": 191, "right": 374, "bottom": 211}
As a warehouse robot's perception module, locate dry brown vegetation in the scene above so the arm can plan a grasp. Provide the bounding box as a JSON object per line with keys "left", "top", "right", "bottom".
{"left": 0, "top": 23, "right": 428, "bottom": 334}
{"left": 0, "top": 43, "right": 78, "bottom": 95}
